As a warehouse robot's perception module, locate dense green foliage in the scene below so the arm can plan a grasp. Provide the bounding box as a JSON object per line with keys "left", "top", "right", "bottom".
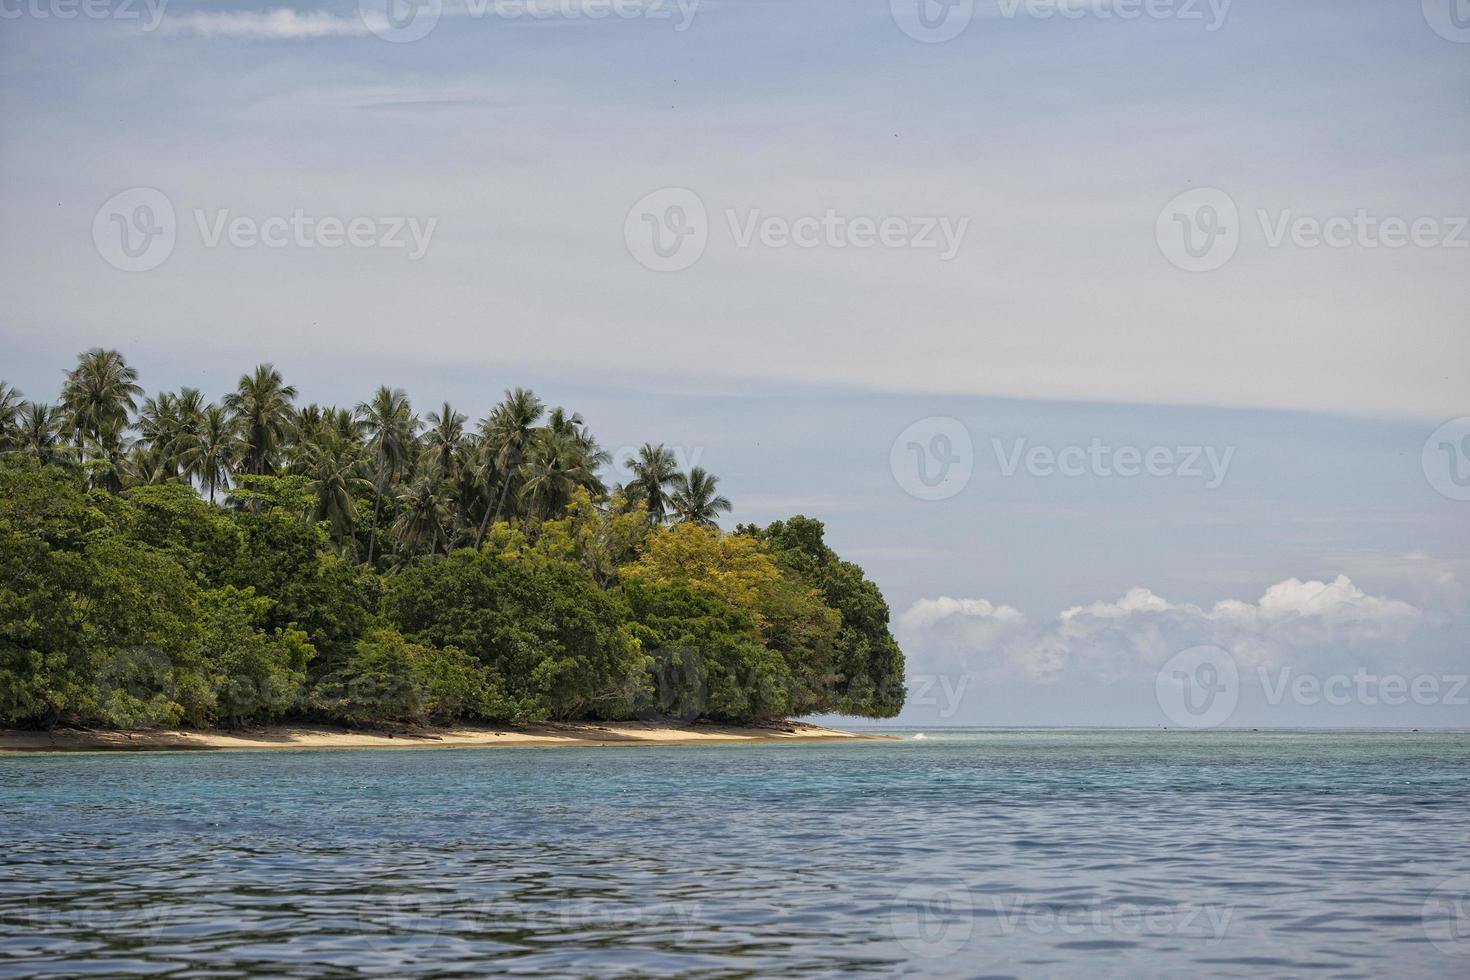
{"left": 0, "top": 352, "right": 906, "bottom": 729}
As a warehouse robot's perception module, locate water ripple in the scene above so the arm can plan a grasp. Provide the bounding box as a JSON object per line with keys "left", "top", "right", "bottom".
{"left": 1, "top": 730, "right": 1468, "bottom": 977}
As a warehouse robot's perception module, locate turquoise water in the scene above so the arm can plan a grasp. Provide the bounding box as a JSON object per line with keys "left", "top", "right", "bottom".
{"left": 2, "top": 729, "right": 1469, "bottom": 977}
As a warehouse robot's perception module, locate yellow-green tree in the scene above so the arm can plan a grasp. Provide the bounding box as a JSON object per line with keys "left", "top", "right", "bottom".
{"left": 623, "top": 522, "right": 784, "bottom": 617}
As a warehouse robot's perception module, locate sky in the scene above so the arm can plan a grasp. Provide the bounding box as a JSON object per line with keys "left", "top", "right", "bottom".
{"left": 1, "top": 0, "right": 1467, "bottom": 728}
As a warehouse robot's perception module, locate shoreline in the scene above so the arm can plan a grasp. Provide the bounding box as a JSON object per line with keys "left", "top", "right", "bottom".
{"left": 0, "top": 720, "right": 882, "bottom": 753}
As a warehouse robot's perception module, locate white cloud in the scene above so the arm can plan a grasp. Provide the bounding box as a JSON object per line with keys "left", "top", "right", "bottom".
{"left": 162, "top": 9, "right": 369, "bottom": 39}
{"left": 160, "top": 1, "right": 687, "bottom": 40}
{"left": 901, "top": 575, "right": 1427, "bottom": 684}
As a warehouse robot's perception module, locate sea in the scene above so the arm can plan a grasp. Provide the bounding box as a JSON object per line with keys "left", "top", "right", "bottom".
{"left": 2, "top": 728, "right": 1469, "bottom": 977}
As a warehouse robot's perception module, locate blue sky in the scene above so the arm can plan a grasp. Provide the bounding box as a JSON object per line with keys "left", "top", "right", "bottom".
{"left": 1, "top": 0, "right": 1466, "bottom": 727}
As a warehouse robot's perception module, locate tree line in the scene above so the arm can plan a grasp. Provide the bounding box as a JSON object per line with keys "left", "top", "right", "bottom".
{"left": 0, "top": 350, "right": 906, "bottom": 729}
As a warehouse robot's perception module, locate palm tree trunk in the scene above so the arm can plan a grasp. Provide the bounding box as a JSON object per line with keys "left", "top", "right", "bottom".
{"left": 475, "top": 477, "right": 512, "bottom": 550}
{"left": 367, "top": 483, "right": 383, "bottom": 565}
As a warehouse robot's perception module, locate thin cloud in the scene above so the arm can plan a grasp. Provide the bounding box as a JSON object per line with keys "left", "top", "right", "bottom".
{"left": 162, "top": 9, "right": 370, "bottom": 39}
{"left": 161, "top": 1, "right": 692, "bottom": 40}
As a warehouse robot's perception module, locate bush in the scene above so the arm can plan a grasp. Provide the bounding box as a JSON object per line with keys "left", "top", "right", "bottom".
{"left": 198, "top": 587, "right": 313, "bottom": 727}
{"left": 383, "top": 551, "right": 646, "bottom": 721}
{"left": 310, "top": 628, "right": 497, "bottom": 725}
{"left": 619, "top": 581, "right": 794, "bottom": 723}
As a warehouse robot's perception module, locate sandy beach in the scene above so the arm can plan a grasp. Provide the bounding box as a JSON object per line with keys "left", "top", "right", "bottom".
{"left": 0, "top": 720, "right": 877, "bottom": 753}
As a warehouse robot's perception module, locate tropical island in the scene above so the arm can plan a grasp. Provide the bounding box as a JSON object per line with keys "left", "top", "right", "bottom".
{"left": 0, "top": 350, "right": 905, "bottom": 743}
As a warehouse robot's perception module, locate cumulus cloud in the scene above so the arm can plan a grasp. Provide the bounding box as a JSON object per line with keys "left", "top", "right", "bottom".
{"left": 901, "top": 575, "right": 1425, "bottom": 684}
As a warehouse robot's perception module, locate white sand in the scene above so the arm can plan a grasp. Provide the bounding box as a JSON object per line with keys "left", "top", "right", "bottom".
{"left": 0, "top": 720, "right": 878, "bottom": 752}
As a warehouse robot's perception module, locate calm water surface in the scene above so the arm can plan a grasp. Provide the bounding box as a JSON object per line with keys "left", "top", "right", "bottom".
{"left": 2, "top": 729, "right": 1469, "bottom": 977}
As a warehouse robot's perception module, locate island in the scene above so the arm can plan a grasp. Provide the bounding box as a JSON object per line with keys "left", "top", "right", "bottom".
{"left": 0, "top": 350, "right": 906, "bottom": 742}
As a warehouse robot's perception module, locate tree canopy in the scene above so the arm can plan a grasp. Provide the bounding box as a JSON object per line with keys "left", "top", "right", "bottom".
{"left": 0, "top": 351, "right": 906, "bottom": 729}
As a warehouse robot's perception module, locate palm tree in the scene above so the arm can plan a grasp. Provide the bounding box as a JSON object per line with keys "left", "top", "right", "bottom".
{"left": 134, "top": 392, "right": 177, "bottom": 482}
{"left": 17, "top": 403, "right": 64, "bottom": 465}
{"left": 182, "top": 405, "right": 240, "bottom": 503}
{"left": 84, "top": 415, "right": 132, "bottom": 492}
{"left": 475, "top": 388, "right": 544, "bottom": 548}
{"left": 546, "top": 407, "right": 610, "bottom": 497}
{"left": 670, "top": 467, "right": 732, "bottom": 527}
{"left": 520, "top": 430, "right": 598, "bottom": 523}
{"left": 327, "top": 406, "right": 366, "bottom": 445}
{"left": 448, "top": 432, "right": 486, "bottom": 549}
{"left": 0, "top": 382, "right": 23, "bottom": 452}
{"left": 171, "top": 387, "right": 207, "bottom": 473}
{"left": 286, "top": 404, "right": 327, "bottom": 463}
{"left": 61, "top": 349, "right": 142, "bottom": 466}
{"left": 393, "top": 469, "right": 451, "bottom": 557}
{"left": 223, "top": 364, "right": 297, "bottom": 476}
{"left": 135, "top": 389, "right": 203, "bottom": 482}
{"left": 302, "top": 433, "right": 369, "bottom": 554}
{"left": 424, "top": 402, "right": 466, "bottom": 478}
{"left": 624, "top": 443, "right": 680, "bottom": 523}
{"left": 357, "top": 386, "right": 418, "bottom": 565}
{"left": 128, "top": 440, "right": 170, "bottom": 486}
